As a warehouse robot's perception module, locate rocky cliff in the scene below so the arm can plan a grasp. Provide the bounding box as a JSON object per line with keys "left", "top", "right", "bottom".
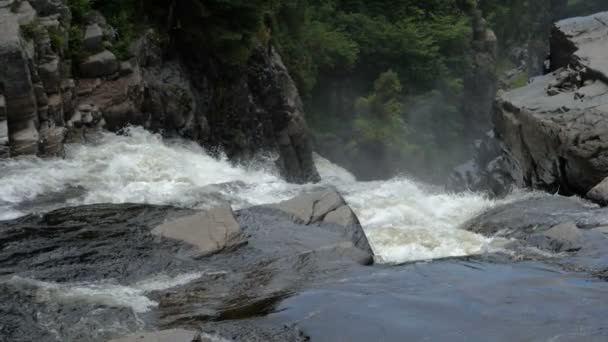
{"left": 451, "top": 11, "right": 608, "bottom": 198}
{"left": 0, "top": 0, "right": 319, "bottom": 183}
{"left": 494, "top": 11, "right": 608, "bottom": 196}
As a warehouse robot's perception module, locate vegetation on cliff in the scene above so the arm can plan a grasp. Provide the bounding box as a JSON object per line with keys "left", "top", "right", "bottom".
{"left": 64, "top": 0, "right": 608, "bottom": 182}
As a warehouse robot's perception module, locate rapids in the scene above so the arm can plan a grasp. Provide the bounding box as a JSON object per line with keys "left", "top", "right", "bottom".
{"left": 0, "top": 127, "right": 530, "bottom": 264}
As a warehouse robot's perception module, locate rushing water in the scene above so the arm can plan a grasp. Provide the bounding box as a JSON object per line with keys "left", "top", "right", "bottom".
{"left": 0, "top": 127, "right": 526, "bottom": 264}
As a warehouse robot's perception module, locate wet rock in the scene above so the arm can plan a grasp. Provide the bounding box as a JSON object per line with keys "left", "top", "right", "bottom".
{"left": 79, "top": 50, "right": 118, "bottom": 78}
{"left": 108, "top": 329, "right": 202, "bottom": 342}
{"left": 528, "top": 222, "right": 582, "bottom": 252}
{"left": 586, "top": 177, "right": 608, "bottom": 206}
{"left": 268, "top": 190, "right": 373, "bottom": 259}
{"left": 465, "top": 195, "right": 608, "bottom": 238}
{"left": 152, "top": 206, "right": 246, "bottom": 257}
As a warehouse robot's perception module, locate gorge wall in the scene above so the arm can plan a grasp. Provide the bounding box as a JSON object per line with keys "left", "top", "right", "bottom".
{"left": 0, "top": 0, "right": 319, "bottom": 183}
{"left": 452, "top": 10, "right": 608, "bottom": 199}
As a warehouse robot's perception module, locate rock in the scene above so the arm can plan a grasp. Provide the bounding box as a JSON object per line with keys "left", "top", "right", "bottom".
{"left": 447, "top": 131, "right": 517, "bottom": 197}
{"left": 529, "top": 222, "right": 582, "bottom": 252}
{"left": 465, "top": 195, "right": 607, "bottom": 238}
{"left": 38, "top": 56, "right": 60, "bottom": 93}
{"left": 0, "top": 6, "right": 39, "bottom": 156}
{"left": 550, "top": 12, "right": 608, "bottom": 80}
{"left": 77, "top": 69, "right": 145, "bottom": 130}
{"left": 152, "top": 206, "right": 246, "bottom": 256}
{"left": 83, "top": 23, "right": 103, "bottom": 53}
{"left": 489, "top": 11, "right": 608, "bottom": 196}
{"left": 269, "top": 190, "right": 373, "bottom": 258}
{"left": 324, "top": 205, "right": 357, "bottom": 227}
{"left": 586, "top": 177, "right": 608, "bottom": 206}
{"left": 79, "top": 50, "right": 118, "bottom": 78}
{"left": 108, "top": 329, "right": 202, "bottom": 342}
{"left": 13, "top": 0, "right": 37, "bottom": 25}
{"left": 119, "top": 60, "right": 133, "bottom": 75}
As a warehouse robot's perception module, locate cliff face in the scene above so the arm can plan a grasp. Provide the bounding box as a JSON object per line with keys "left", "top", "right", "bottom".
{"left": 0, "top": 0, "right": 319, "bottom": 184}
{"left": 452, "top": 11, "right": 608, "bottom": 197}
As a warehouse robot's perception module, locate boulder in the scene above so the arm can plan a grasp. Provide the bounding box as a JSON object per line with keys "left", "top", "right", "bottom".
{"left": 108, "top": 329, "right": 202, "bottom": 342}
{"left": 528, "top": 222, "right": 582, "bottom": 253}
{"left": 586, "top": 177, "right": 608, "bottom": 206}
{"left": 269, "top": 190, "right": 373, "bottom": 257}
{"left": 490, "top": 11, "right": 608, "bottom": 196}
{"left": 152, "top": 206, "right": 246, "bottom": 257}
{"left": 79, "top": 50, "right": 118, "bottom": 78}
{"left": 83, "top": 23, "right": 103, "bottom": 53}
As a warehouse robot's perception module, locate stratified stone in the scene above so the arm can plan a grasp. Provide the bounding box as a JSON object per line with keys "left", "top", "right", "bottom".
{"left": 0, "top": 7, "right": 39, "bottom": 156}
{"left": 491, "top": 11, "right": 608, "bottom": 196}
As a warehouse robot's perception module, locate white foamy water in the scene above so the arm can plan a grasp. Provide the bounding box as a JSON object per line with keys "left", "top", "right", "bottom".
{"left": 5, "top": 272, "right": 206, "bottom": 313}
{"left": 0, "top": 127, "right": 529, "bottom": 263}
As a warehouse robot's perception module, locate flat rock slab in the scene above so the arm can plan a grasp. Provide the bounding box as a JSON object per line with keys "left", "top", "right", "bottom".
{"left": 553, "top": 11, "right": 608, "bottom": 80}
{"left": 108, "top": 329, "right": 201, "bottom": 342}
{"left": 152, "top": 206, "right": 246, "bottom": 256}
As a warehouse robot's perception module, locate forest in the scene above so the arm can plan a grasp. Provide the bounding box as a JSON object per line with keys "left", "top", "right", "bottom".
{"left": 71, "top": 0, "right": 607, "bottom": 181}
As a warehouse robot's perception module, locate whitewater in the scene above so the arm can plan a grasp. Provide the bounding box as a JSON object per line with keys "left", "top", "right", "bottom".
{"left": 0, "top": 127, "right": 527, "bottom": 264}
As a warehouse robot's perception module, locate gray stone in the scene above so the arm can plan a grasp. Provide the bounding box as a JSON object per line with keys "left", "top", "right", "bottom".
{"left": 79, "top": 50, "right": 118, "bottom": 78}
{"left": 324, "top": 205, "right": 357, "bottom": 227}
{"left": 38, "top": 57, "right": 60, "bottom": 93}
{"left": 269, "top": 189, "right": 373, "bottom": 259}
{"left": 489, "top": 11, "right": 608, "bottom": 196}
{"left": 0, "top": 6, "right": 40, "bottom": 156}
{"left": 14, "top": 0, "right": 37, "bottom": 25}
{"left": 530, "top": 222, "right": 582, "bottom": 253}
{"left": 108, "top": 329, "right": 202, "bottom": 342}
{"left": 586, "top": 178, "right": 608, "bottom": 206}
{"left": 152, "top": 206, "right": 246, "bottom": 256}
{"left": 83, "top": 23, "right": 103, "bottom": 53}
{"left": 119, "top": 61, "right": 133, "bottom": 75}
{"left": 271, "top": 190, "right": 343, "bottom": 225}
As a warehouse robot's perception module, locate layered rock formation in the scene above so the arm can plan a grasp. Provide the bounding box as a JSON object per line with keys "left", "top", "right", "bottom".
{"left": 0, "top": 0, "right": 70, "bottom": 157}
{"left": 451, "top": 11, "right": 608, "bottom": 197}
{"left": 0, "top": 0, "right": 319, "bottom": 184}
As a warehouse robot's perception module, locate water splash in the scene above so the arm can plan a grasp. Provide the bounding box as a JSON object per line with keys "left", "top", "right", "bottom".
{"left": 0, "top": 127, "right": 531, "bottom": 263}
